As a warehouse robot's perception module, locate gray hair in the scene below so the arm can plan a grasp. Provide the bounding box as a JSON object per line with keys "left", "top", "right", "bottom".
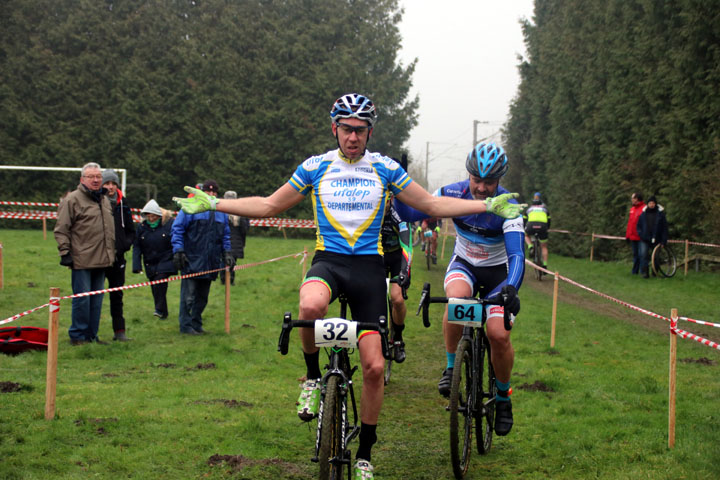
{"left": 81, "top": 162, "right": 102, "bottom": 175}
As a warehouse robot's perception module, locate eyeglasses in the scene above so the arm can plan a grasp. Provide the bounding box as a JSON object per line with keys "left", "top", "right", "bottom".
{"left": 83, "top": 175, "right": 103, "bottom": 180}
{"left": 337, "top": 122, "right": 371, "bottom": 136}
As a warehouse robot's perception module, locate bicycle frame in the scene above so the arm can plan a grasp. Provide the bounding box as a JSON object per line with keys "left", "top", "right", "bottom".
{"left": 416, "top": 282, "right": 500, "bottom": 478}
{"left": 277, "top": 300, "right": 390, "bottom": 478}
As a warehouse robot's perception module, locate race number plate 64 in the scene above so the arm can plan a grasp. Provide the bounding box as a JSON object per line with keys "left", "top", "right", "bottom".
{"left": 448, "top": 298, "right": 485, "bottom": 326}
{"left": 314, "top": 318, "right": 358, "bottom": 348}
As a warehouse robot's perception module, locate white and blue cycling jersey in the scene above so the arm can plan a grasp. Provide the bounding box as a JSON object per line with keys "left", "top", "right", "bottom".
{"left": 394, "top": 180, "right": 525, "bottom": 291}
{"left": 288, "top": 149, "right": 412, "bottom": 255}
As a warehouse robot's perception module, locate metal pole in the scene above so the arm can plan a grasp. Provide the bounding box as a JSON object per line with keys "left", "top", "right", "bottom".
{"left": 425, "top": 142, "right": 429, "bottom": 188}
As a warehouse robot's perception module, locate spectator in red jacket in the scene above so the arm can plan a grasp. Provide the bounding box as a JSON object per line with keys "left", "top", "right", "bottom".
{"left": 625, "top": 192, "right": 645, "bottom": 275}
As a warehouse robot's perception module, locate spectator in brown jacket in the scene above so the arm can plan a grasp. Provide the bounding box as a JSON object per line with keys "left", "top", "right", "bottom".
{"left": 54, "top": 163, "right": 116, "bottom": 345}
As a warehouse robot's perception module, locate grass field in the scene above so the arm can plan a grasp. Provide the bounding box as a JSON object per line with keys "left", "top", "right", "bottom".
{"left": 1, "top": 229, "right": 718, "bottom": 479}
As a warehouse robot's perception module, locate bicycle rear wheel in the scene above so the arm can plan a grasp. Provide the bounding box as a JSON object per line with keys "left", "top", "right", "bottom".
{"left": 533, "top": 236, "right": 542, "bottom": 281}
{"left": 426, "top": 249, "right": 431, "bottom": 270}
{"left": 318, "top": 375, "right": 344, "bottom": 480}
{"left": 475, "top": 335, "right": 496, "bottom": 454}
{"left": 449, "top": 339, "right": 473, "bottom": 479}
{"left": 652, "top": 244, "right": 677, "bottom": 278}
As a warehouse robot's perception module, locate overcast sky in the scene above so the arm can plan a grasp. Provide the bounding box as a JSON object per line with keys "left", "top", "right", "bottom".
{"left": 397, "top": 1, "right": 535, "bottom": 190}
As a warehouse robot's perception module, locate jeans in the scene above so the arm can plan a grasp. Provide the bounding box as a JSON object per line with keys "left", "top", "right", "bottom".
{"left": 69, "top": 268, "right": 106, "bottom": 341}
{"left": 178, "top": 278, "right": 212, "bottom": 333}
{"left": 630, "top": 240, "right": 641, "bottom": 274}
{"left": 638, "top": 241, "right": 651, "bottom": 274}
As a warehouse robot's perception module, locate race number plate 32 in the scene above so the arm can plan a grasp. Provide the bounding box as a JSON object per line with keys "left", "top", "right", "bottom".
{"left": 314, "top": 318, "right": 358, "bottom": 348}
{"left": 448, "top": 298, "right": 485, "bottom": 327}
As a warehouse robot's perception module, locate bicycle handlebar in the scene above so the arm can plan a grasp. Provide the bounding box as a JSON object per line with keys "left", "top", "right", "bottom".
{"left": 415, "top": 282, "right": 506, "bottom": 328}
{"left": 277, "top": 313, "right": 390, "bottom": 360}
{"left": 388, "top": 275, "right": 408, "bottom": 300}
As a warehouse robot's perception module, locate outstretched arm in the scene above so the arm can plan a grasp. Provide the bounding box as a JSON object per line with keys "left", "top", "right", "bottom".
{"left": 395, "top": 182, "right": 525, "bottom": 219}
{"left": 174, "top": 183, "right": 304, "bottom": 218}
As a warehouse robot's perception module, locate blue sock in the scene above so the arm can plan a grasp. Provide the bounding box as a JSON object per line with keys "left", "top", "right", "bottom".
{"left": 496, "top": 379, "right": 511, "bottom": 402}
{"left": 446, "top": 352, "right": 456, "bottom": 370}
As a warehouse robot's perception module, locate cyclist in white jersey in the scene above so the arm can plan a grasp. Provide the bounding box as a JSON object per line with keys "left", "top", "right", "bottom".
{"left": 174, "top": 93, "right": 526, "bottom": 479}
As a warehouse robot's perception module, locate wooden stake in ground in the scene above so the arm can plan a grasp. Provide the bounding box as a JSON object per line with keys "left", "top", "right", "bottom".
{"left": 551, "top": 271, "right": 559, "bottom": 348}
{"left": 589, "top": 233, "right": 595, "bottom": 262}
{"left": 668, "top": 308, "right": 678, "bottom": 449}
{"left": 225, "top": 268, "right": 231, "bottom": 334}
{"left": 301, "top": 246, "right": 308, "bottom": 281}
{"left": 684, "top": 239, "right": 689, "bottom": 276}
{"left": 45, "top": 287, "right": 60, "bottom": 420}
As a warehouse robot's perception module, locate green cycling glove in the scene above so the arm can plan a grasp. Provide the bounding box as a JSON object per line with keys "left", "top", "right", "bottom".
{"left": 172, "top": 186, "right": 218, "bottom": 214}
{"left": 485, "top": 193, "right": 526, "bottom": 219}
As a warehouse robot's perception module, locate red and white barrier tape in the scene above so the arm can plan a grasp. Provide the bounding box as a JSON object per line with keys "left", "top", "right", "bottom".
{"left": 249, "top": 218, "right": 315, "bottom": 228}
{"left": 0, "top": 302, "right": 52, "bottom": 326}
{"left": 671, "top": 326, "right": 720, "bottom": 351}
{"left": 1, "top": 209, "right": 316, "bottom": 229}
{"left": 525, "top": 259, "right": 720, "bottom": 351}
{"left": 0, "top": 200, "right": 59, "bottom": 207}
{"left": 5, "top": 201, "right": 720, "bottom": 245}
{"left": 547, "top": 228, "right": 720, "bottom": 248}
{"left": 525, "top": 258, "right": 670, "bottom": 321}
{"left": 0, "top": 251, "right": 304, "bottom": 325}
{"left": 679, "top": 317, "right": 720, "bottom": 328}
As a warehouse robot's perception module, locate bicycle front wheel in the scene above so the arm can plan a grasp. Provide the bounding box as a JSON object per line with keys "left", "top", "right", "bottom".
{"left": 318, "top": 375, "right": 344, "bottom": 480}
{"left": 475, "top": 335, "right": 496, "bottom": 454}
{"left": 449, "top": 339, "right": 473, "bottom": 479}
{"left": 652, "top": 244, "right": 677, "bottom": 278}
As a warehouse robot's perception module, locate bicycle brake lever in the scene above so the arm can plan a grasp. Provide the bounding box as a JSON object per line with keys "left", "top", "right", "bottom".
{"left": 378, "top": 316, "right": 390, "bottom": 360}
{"left": 278, "top": 312, "right": 293, "bottom": 355}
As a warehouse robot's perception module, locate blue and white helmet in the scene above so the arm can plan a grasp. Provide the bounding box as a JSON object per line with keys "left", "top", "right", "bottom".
{"left": 465, "top": 142, "right": 508, "bottom": 179}
{"left": 330, "top": 93, "right": 377, "bottom": 127}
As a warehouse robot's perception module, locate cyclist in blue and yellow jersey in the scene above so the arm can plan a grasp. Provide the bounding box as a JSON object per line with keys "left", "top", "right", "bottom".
{"left": 174, "top": 94, "right": 525, "bottom": 479}
{"left": 380, "top": 194, "right": 413, "bottom": 363}
{"left": 523, "top": 192, "right": 551, "bottom": 270}
{"left": 394, "top": 142, "right": 525, "bottom": 437}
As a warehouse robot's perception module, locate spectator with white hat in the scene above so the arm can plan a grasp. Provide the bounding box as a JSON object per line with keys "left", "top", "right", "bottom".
{"left": 132, "top": 199, "right": 177, "bottom": 319}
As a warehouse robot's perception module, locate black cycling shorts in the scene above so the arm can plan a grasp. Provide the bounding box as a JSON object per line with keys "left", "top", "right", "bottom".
{"left": 303, "top": 250, "right": 386, "bottom": 325}
{"left": 525, "top": 222, "right": 549, "bottom": 241}
{"left": 384, "top": 248, "right": 411, "bottom": 286}
{"left": 445, "top": 256, "right": 508, "bottom": 299}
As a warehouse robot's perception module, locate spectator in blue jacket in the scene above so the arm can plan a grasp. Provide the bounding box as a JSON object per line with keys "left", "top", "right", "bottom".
{"left": 171, "top": 180, "right": 233, "bottom": 334}
{"left": 636, "top": 195, "right": 669, "bottom": 278}
{"left": 132, "top": 200, "right": 177, "bottom": 319}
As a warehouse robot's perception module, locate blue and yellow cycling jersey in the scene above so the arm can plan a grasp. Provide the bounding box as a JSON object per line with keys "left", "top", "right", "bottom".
{"left": 288, "top": 149, "right": 412, "bottom": 255}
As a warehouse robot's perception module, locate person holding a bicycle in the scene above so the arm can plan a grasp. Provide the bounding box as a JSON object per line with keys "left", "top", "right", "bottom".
{"left": 380, "top": 194, "right": 412, "bottom": 363}
{"left": 636, "top": 195, "right": 668, "bottom": 278}
{"left": 523, "top": 192, "right": 550, "bottom": 270}
{"left": 173, "top": 94, "right": 525, "bottom": 478}
{"left": 395, "top": 142, "right": 525, "bottom": 437}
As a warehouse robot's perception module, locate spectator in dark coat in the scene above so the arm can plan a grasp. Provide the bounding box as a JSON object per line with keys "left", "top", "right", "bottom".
{"left": 171, "top": 180, "right": 233, "bottom": 334}
{"left": 133, "top": 200, "right": 177, "bottom": 319}
{"left": 636, "top": 195, "right": 669, "bottom": 278}
{"left": 220, "top": 190, "right": 250, "bottom": 286}
{"left": 102, "top": 169, "right": 136, "bottom": 341}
